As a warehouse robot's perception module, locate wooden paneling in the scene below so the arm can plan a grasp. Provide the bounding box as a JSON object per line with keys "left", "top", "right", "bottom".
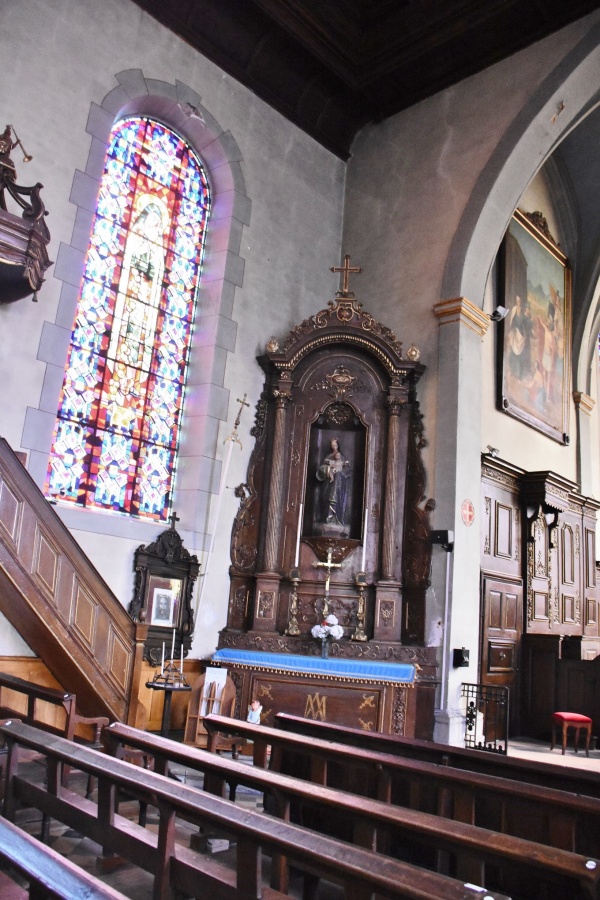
{"left": 0, "top": 439, "right": 147, "bottom": 722}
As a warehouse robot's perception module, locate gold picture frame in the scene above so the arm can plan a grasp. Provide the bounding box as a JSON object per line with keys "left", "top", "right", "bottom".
{"left": 498, "top": 209, "right": 571, "bottom": 443}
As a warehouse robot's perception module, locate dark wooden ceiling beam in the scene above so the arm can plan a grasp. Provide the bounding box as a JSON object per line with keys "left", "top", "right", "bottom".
{"left": 131, "top": 0, "right": 600, "bottom": 158}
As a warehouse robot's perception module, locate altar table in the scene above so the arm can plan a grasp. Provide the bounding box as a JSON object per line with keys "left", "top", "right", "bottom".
{"left": 211, "top": 649, "right": 433, "bottom": 737}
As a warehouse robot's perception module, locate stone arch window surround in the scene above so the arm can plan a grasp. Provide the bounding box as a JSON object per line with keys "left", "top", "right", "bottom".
{"left": 23, "top": 70, "right": 250, "bottom": 548}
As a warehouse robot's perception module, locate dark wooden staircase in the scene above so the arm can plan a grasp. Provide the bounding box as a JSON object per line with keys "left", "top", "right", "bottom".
{"left": 0, "top": 438, "right": 148, "bottom": 722}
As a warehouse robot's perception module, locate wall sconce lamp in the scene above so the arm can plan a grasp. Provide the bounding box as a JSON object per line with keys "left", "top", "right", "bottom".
{"left": 489, "top": 305, "right": 508, "bottom": 322}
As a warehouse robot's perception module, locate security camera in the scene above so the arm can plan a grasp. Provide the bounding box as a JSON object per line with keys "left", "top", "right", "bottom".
{"left": 489, "top": 306, "right": 508, "bottom": 322}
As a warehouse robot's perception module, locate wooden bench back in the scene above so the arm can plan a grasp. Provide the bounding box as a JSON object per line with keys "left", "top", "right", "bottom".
{"left": 203, "top": 714, "right": 600, "bottom": 857}
{"left": 0, "top": 720, "right": 510, "bottom": 900}
{"left": 104, "top": 721, "right": 600, "bottom": 899}
{"left": 275, "top": 711, "right": 600, "bottom": 798}
{"left": 0, "top": 814, "right": 129, "bottom": 899}
{"left": 0, "top": 672, "right": 77, "bottom": 739}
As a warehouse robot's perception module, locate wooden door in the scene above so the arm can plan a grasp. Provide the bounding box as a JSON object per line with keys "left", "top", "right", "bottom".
{"left": 480, "top": 577, "right": 523, "bottom": 736}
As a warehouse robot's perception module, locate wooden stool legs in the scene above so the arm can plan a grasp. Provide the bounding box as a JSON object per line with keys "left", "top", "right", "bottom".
{"left": 551, "top": 714, "right": 592, "bottom": 757}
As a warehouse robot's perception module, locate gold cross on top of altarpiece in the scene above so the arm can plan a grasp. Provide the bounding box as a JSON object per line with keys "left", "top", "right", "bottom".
{"left": 313, "top": 546, "right": 342, "bottom": 595}
{"left": 330, "top": 254, "right": 362, "bottom": 297}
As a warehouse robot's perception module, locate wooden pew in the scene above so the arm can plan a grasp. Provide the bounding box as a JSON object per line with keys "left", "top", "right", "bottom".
{"left": 0, "top": 672, "right": 109, "bottom": 803}
{"left": 0, "top": 720, "right": 510, "bottom": 900}
{"left": 104, "top": 721, "right": 600, "bottom": 900}
{"left": 275, "top": 712, "right": 600, "bottom": 799}
{"left": 203, "top": 714, "right": 600, "bottom": 859}
{"left": 0, "top": 814, "right": 129, "bottom": 899}
{"left": 0, "top": 672, "right": 109, "bottom": 744}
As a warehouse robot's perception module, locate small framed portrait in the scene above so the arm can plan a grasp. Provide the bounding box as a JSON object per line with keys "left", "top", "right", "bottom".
{"left": 148, "top": 578, "right": 181, "bottom": 628}
{"left": 498, "top": 209, "right": 571, "bottom": 443}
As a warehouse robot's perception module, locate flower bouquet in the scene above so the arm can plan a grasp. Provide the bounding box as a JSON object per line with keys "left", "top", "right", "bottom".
{"left": 311, "top": 614, "right": 344, "bottom": 658}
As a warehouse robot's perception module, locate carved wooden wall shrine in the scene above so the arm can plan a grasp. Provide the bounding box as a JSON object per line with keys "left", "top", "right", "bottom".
{"left": 129, "top": 518, "right": 199, "bottom": 666}
{"left": 481, "top": 456, "right": 600, "bottom": 738}
{"left": 217, "top": 271, "right": 437, "bottom": 736}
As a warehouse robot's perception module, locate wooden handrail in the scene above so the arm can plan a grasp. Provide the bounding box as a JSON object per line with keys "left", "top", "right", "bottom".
{"left": 0, "top": 438, "right": 148, "bottom": 722}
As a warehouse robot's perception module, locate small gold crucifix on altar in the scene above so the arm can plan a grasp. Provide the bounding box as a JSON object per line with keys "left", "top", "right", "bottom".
{"left": 313, "top": 546, "right": 342, "bottom": 617}
{"left": 330, "top": 253, "right": 362, "bottom": 298}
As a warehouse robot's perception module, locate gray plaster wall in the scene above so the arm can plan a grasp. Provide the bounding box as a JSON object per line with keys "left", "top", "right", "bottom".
{"left": 0, "top": 0, "right": 345, "bottom": 657}
{"left": 343, "top": 12, "right": 600, "bottom": 741}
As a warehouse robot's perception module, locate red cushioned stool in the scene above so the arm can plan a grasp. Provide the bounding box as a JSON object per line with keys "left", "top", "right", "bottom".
{"left": 551, "top": 712, "right": 592, "bottom": 757}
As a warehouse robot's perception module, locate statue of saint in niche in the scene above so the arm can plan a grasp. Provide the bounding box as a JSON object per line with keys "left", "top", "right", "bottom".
{"left": 315, "top": 438, "right": 352, "bottom": 534}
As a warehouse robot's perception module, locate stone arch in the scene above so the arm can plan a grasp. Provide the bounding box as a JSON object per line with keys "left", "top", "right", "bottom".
{"left": 442, "top": 23, "right": 600, "bottom": 309}
{"left": 23, "top": 70, "right": 250, "bottom": 549}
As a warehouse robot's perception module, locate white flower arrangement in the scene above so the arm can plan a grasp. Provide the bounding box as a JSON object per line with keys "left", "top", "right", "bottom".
{"left": 311, "top": 613, "right": 344, "bottom": 641}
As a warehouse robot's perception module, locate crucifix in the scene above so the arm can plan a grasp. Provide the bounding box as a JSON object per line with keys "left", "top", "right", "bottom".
{"left": 313, "top": 546, "right": 342, "bottom": 617}
{"left": 227, "top": 394, "right": 250, "bottom": 450}
{"left": 330, "top": 254, "right": 362, "bottom": 297}
{"left": 168, "top": 510, "right": 180, "bottom": 530}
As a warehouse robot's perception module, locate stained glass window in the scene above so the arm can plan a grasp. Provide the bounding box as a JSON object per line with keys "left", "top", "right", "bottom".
{"left": 46, "top": 117, "right": 211, "bottom": 520}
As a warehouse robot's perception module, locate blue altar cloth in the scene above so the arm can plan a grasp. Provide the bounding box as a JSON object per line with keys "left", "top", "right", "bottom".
{"left": 212, "top": 649, "right": 416, "bottom": 685}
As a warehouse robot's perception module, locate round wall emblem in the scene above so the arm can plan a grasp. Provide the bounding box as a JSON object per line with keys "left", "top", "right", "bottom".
{"left": 461, "top": 499, "right": 475, "bottom": 527}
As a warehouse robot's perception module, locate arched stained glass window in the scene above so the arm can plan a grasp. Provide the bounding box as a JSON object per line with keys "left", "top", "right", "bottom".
{"left": 46, "top": 117, "right": 211, "bottom": 520}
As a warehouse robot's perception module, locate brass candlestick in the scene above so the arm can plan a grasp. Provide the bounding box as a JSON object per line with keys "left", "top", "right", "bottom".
{"left": 352, "top": 571, "right": 368, "bottom": 641}
{"left": 285, "top": 567, "right": 301, "bottom": 636}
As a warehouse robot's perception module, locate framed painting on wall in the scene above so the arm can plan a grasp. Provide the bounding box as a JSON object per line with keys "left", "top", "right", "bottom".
{"left": 497, "top": 209, "right": 571, "bottom": 443}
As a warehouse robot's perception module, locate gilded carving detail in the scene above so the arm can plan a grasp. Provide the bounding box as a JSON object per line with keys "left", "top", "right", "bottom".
{"left": 281, "top": 297, "right": 404, "bottom": 358}
{"left": 392, "top": 687, "right": 407, "bottom": 735}
{"left": 323, "top": 402, "right": 356, "bottom": 426}
{"left": 257, "top": 683, "right": 274, "bottom": 700}
{"left": 359, "top": 694, "right": 376, "bottom": 709}
{"left": 305, "top": 692, "right": 327, "bottom": 720}
{"left": 250, "top": 398, "right": 268, "bottom": 440}
{"left": 229, "top": 671, "right": 244, "bottom": 719}
{"left": 575, "top": 525, "right": 581, "bottom": 558}
{"left": 258, "top": 591, "right": 275, "bottom": 618}
{"left": 380, "top": 601, "right": 394, "bottom": 626}
{"left": 576, "top": 591, "right": 581, "bottom": 625}
{"left": 231, "top": 587, "right": 247, "bottom": 619}
{"left": 527, "top": 543, "right": 535, "bottom": 623}
{"left": 359, "top": 718, "right": 374, "bottom": 730}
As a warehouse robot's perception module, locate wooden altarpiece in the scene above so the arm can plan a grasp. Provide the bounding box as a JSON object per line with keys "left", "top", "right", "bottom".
{"left": 217, "top": 278, "right": 437, "bottom": 737}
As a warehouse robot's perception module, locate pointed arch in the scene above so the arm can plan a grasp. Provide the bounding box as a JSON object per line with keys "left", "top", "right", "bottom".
{"left": 46, "top": 117, "right": 211, "bottom": 520}
{"left": 23, "top": 72, "right": 250, "bottom": 546}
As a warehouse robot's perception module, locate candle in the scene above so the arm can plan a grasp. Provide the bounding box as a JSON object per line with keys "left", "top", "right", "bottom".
{"left": 161, "top": 642, "right": 165, "bottom": 675}
{"left": 294, "top": 502, "right": 303, "bottom": 567}
{"left": 361, "top": 506, "right": 368, "bottom": 571}
{"left": 181, "top": 645, "right": 184, "bottom": 673}
{"left": 170, "top": 628, "right": 175, "bottom": 662}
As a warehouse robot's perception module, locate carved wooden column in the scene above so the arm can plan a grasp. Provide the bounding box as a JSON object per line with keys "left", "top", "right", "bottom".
{"left": 253, "top": 383, "right": 291, "bottom": 631}
{"left": 375, "top": 386, "right": 409, "bottom": 641}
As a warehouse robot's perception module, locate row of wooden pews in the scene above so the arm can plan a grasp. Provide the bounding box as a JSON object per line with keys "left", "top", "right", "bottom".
{"left": 0, "top": 719, "right": 511, "bottom": 900}
{"left": 103, "top": 719, "right": 600, "bottom": 899}
{"left": 3, "top": 700, "right": 600, "bottom": 899}
{"left": 274, "top": 712, "right": 600, "bottom": 799}
{"left": 199, "top": 713, "right": 600, "bottom": 897}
